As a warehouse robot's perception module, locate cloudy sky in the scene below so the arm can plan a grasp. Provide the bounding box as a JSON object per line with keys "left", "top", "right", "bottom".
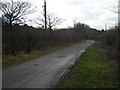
{"left": 2, "top": 0, "right": 118, "bottom": 30}
{"left": 26, "top": 0, "right": 118, "bottom": 30}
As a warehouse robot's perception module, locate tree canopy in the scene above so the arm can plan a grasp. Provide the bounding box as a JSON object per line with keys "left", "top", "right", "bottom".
{"left": 0, "top": 0, "right": 36, "bottom": 25}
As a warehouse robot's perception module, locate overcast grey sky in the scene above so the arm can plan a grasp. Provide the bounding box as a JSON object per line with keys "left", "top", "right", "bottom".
{"left": 2, "top": 0, "right": 118, "bottom": 30}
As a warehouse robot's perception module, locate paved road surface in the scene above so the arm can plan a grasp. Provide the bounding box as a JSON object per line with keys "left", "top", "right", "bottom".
{"left": 3, "top": 40, "right": 94, "bottom": 88}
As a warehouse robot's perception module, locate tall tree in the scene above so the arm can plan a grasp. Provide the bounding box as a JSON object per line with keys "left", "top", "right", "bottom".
{"left": 47, "top": 13, "right": 62, "bottom": 30}
{"left": 0, "top": 0, "right": 36, "bottom": 25}
{"left": 35, "top": 12, "right": 62, "bottom": 30}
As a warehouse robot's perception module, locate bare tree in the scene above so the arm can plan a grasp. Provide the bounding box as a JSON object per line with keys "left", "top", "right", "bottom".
{"left": 47, "top": 13, "right": 62, "bottom": 30}
{"left": 35, "top": 12, "right": 62, "bottom": 30}
{"left": 0, "top": 0, "right": 36, "bottom": 25}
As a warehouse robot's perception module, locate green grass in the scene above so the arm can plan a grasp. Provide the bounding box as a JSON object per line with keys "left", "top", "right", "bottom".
{"left": 57, "top": 42, "right": 118, "bottom": 88}
{"left": 3, "top": 41, "right": 85, "bottom": 68}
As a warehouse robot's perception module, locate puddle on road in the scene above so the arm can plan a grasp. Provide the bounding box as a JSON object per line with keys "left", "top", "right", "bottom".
{"left": 58, "top": 55, "right": 66, "bottom": 58}
{"left": 80, "top": 50, "right": 85, "bottom": 53}
{"left": 33, "top": 64, "right": 39, "bottom": 66}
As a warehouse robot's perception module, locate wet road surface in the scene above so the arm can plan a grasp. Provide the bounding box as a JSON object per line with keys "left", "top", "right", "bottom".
{"left": 3, "top": 40, "right": 94, "bottom": 88}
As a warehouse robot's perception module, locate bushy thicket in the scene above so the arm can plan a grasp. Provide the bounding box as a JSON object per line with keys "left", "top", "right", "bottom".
{"left": 98, "top": 27, "right": 119, "bottom": 60}
{"left": 2, "top": 22, "right": 102, "bottom": 55}
{"left": 98, "top": 27, "right": 120, "bottom": 87}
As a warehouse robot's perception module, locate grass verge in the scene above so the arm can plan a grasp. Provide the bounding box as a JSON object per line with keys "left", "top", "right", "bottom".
{"left": 56, "top": 42, "right": 118, "bottom": 88}
{"left": 3, "top": 41, "right": 85, "bottom": 68}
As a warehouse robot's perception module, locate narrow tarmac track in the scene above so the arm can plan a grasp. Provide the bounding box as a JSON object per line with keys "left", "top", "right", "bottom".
{"left": 3, "top": 40, "right": 94, "bottom": 88}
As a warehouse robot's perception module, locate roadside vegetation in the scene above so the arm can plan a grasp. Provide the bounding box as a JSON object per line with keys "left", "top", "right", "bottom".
{"left": 1, "top": 0, "right": 119, "bottom": 88}
{"left": 98, "top": 27, "right": 119, "bottom": 60}
{"left": 2, "top": 20, "right": 101, "bottom": 68}
{"left": 3, "top": 41, "right": 85, "bottom": 68}
{"left": 1, "top": 0, "right": 102, "bottom": 68}
{"left": 57, "top": 42, "right": 118, "bottom": 88}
